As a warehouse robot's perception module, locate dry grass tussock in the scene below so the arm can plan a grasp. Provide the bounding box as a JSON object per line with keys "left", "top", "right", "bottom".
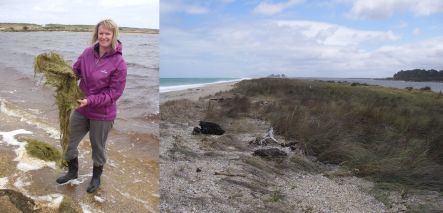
{"left": 160, "top": 99, "right": 205, "bottom": 122}
{"left": 213, "top": 78, "right": 443, "bottom": 192}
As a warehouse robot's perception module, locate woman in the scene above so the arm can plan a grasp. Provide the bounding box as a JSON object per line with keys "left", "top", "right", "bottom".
{"left": 56, "top": 19, "right": 127, "bottom": 193}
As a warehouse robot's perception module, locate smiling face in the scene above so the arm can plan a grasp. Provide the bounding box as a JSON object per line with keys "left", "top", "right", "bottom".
{"left": 98, "top": 25, "right": 114, "bottom": 50}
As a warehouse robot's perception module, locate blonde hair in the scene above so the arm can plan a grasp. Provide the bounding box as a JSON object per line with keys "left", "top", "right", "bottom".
{"left": 91, "top": 19, "right": 119, "bottom": 49}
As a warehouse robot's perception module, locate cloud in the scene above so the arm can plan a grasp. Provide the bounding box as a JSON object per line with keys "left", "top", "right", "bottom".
{"left": 99, "top": 0, "right": 154, "bottom": 7}
{"left": 373, "top": 37, "right": 443, "bottom": 69}
{"left": 161, "top": 19, "right": 442, "bottom": 78}
{"left": 184, "top": 5, "right": 209, "bottom": 14}
{"left": 160, "top": 1, "right": 443, "bottom": 78}
{"left": 161, "top": 0, "right": 209, "bottom": 15}
{"left": 253, "top": 0, "right": 304, "bottom": 15}
{"left": 412, "top": 28, "right": 421, "bottom": 35}
{"left": 348, "top": 0, "right": 443, "bottom": 19}
{"left": 275, "top": 20, "right": 398, "bottom": 46}
{"left": 32, "top": 4, "right": 67, "bottom": 13}
{"left": 396, "top": 21, "right": 408, "bottom": 28}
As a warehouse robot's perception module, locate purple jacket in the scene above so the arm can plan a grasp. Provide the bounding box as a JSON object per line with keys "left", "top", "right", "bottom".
{"left": 73, "top": 41, "right": 127, "bottom": 120}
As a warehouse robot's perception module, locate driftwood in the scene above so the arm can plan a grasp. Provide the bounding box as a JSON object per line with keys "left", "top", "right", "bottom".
{"left": 214, "top": 171, "right": 246, "bottom": 177}
{"left": 249, "top": 127, "right": 280, "bottom": 146}
{"left": 250, "top": 127, "right": 298, "bottom": 150}
{"left": 250, "top": 127, "right": 277, "bottom": 145}
{"left": 260, "top": 127, "right": 278, "bottom": 145}
{"left": 209, "top": 97, "right": 233, "bottom": 102}
{"left": 253, "top": 148, "right": 287, "bottom": 158}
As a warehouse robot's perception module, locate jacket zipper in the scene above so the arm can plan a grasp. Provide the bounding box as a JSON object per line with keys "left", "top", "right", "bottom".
{"left": 96, "top": 51, "right": 108, "bottom": 65}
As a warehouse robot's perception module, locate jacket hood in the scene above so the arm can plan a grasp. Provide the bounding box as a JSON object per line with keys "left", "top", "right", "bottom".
{"left": 115, "top": 40, "right": 123, "bottom": 55}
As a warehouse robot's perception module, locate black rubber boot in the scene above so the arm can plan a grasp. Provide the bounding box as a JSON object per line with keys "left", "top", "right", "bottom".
{"left": 56, "top": 158, "right": 78, "bottom": 184}
{"left": 86, "top": 165, "right": 103, "bottom": 193}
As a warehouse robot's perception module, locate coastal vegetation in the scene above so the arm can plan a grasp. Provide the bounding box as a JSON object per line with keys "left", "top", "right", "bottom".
{"left": 160, "top": 79, "right": 443, "bottom": 211}
{"left": 0, "top": 22, "right": 159, "bottom": 34}
{"left": 213, "top": 78, "right": 442, "bottom": 192}
{"left": 392, "top": 69, "right": 443, "bottom": 82}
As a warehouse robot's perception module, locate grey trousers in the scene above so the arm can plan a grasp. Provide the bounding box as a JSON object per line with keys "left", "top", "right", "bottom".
{"left": 64, "top": 111, "right": 114, "bottom": 166}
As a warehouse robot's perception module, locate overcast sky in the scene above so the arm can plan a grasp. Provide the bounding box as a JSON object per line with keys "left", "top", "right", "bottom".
{"left": 161, "top": 0, "right": 443, "bottom": 78}
{"left": 0, "top": 0, "right": 159, "bottom": 29}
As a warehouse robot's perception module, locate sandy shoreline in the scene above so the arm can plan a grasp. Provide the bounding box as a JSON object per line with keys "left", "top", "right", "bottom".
{"left": 160, "top": 81, "right": 238, "bottom": 104}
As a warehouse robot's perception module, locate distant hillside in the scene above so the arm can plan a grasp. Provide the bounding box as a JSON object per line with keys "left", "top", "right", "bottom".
{"left": 393, "top": 69, "right": 443, "bottom": 82}
{"left": 0, "top": 23, "right": 159, "bottom": 34}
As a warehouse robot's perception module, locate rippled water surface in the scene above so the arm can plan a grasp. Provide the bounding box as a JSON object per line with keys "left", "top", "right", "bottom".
{"left": 0, "top": 32, "right": 159, "bottom": 212}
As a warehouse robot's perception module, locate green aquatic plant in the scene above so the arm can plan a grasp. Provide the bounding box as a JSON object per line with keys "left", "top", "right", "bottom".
{"left": 23, "top": 138, "right": 62, "bottom": 163}
{"left": 33, "top": 52, "right": 84, "bottom": 160}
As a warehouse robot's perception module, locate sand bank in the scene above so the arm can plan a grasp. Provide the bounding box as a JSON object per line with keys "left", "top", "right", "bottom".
{"left": 160, "top": 81, "right": 237, "bottom": 104}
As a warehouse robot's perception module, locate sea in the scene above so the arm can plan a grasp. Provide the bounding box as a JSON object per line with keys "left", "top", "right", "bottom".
{"left": 0, "top": 32, "right": 159, "bottom": 211}
{"left": 160, "top": 78, "right": 245, "bottom": 93}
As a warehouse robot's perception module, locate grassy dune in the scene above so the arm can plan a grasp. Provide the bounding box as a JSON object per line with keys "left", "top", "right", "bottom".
{"left": 215, "top": 78, "right": 443, "bottom": 191}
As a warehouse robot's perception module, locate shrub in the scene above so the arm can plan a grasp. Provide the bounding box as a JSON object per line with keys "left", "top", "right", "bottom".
{"left": 420, "top": 86, "right": 431, "bottom": 91}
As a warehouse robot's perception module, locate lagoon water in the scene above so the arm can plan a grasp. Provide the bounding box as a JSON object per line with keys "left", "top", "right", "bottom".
{"left": 0, "top": 32, "right": 159, "bottom": 212}
{"left": 301, "top": 77, "right": 443, "bottom": 92}
{"left": 0, "top": 32, "right": 159, "bottom": 134}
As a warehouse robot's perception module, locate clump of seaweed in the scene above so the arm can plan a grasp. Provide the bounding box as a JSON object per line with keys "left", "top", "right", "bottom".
{"left": 22, "top": 138, "right": 62, "bottom": 163}
{"left": 33, "top": 52, "right": 84, "bottom": 160}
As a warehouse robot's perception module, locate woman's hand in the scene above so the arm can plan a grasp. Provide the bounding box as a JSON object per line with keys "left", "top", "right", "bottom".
{"left": 78, "top": 99, "right": 88, "bottom": 107}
